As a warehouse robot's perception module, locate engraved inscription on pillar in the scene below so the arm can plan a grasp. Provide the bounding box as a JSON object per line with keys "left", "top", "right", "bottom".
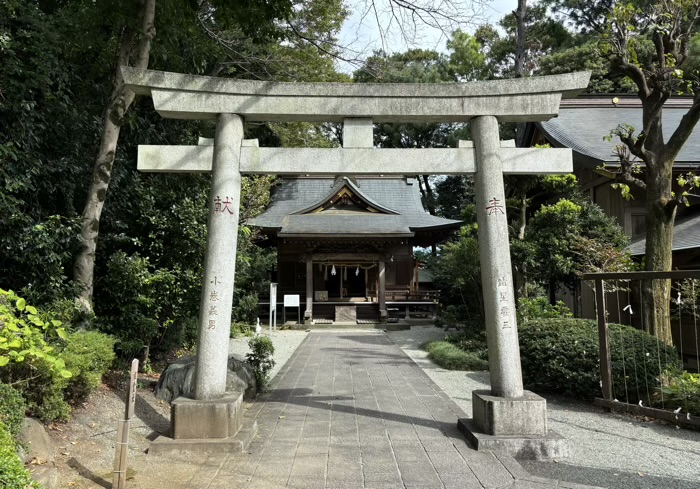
{"left": 497, "top": 276, "right": 512, "bottom": 329}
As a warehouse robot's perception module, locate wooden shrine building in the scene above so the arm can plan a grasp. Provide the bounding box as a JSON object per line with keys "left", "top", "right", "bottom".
{"left": 250, "top": 175, "right": 461, "bottom": 323}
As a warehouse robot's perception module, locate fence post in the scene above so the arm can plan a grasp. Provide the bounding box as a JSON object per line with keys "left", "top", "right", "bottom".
{"left": 594, "top": 279, "right": 613, "bottom": 402}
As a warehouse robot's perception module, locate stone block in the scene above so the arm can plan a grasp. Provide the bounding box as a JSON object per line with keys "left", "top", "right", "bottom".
{"left": 171, "top": 391, "right": 243, "bottom": 439}
{"left": 149, "top": 420, "right": 257, "bottom": 457}
{"left": 472, "top": 390, "right": 546, "bottom": 436}
{"left": 458, "top": 419, "right": 568, "bottom": 461}
{"left": 335, "top": 305, "right": 357, "bottom": 322}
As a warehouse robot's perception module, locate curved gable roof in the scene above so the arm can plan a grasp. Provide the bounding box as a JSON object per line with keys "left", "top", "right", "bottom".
{"left": 249, "top": 177, "right": 461, "bottom": 238}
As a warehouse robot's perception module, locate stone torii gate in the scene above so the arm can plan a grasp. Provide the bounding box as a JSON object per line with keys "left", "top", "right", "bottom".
{"left": 124, "top": 68, "right": 589, "bottom": 457}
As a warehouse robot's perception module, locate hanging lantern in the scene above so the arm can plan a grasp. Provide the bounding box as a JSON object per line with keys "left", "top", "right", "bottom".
{"left": 355, "top": 266, "right": 360, "bottom": 276}
{"left": 324, "top": 265, "right": 328, "bottom": 280}
{"left": 331, "top": 264, "right": 336, "bottom": 276}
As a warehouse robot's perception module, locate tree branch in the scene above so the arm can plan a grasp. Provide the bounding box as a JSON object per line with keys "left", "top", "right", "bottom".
{"left": 666, "top": 94, "right": 700, "bottom": 162}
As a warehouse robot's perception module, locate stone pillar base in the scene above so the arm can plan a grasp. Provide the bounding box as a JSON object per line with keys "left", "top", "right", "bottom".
{"left": 457, "top": 390, "right": 567, "bottom": 460}
{"left": 171, "top": 392, "right": 243, "bottom": 439}
{"left": 149, "top": 390, "right": 254, "bottom": 457}
{"left": 473, "top": 389, "right": 546, "bottom": 435}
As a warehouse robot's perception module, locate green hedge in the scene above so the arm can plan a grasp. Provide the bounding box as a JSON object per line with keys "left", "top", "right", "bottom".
{"left": 0, "top": 421, "right": 41, "bottom": 489}
{"left": 61, "top": 330, "right": 116, "bottom": 403}
{"left": 519, "top": 318, "right": 682, "bottom": 400}
{"left": 0, "top": 384, "right": 26, "bottom": 438}
{"left": 424, "top": 341, "right": 488, "bottom": 371}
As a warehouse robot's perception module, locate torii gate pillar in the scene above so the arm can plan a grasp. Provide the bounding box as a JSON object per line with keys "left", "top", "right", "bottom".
{"left": 456, "top": 116, "right": 567, "bottom": 460}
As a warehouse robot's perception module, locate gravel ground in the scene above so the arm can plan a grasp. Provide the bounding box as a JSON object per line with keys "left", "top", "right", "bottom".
{"left": 229, "top": 329, "right": 309, "bottom": 381}
{"left": 387, "top": 324, "right": 700, "bottom": 489}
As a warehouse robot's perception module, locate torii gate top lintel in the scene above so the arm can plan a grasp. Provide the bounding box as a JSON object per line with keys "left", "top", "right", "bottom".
{"left": 121, "top": 67, "right": 591, "bottom": 123}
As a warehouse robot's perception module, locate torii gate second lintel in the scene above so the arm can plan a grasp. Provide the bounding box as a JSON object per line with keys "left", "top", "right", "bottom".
{"left": 126, "top": 68, "right": 589, "bottom": 456}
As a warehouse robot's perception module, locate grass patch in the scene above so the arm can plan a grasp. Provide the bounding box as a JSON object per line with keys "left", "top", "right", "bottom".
{"left": 424, "top": 341, "right": 488, "bottom": 371}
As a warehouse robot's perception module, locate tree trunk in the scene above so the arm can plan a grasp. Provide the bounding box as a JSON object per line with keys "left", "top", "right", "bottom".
{"left": 514, "top": 194, "right": 527, "bottom": 298}
{"left": 421, "top": 175, "right": 436, "bottom": 215}
{"left": 514, "top": 0, "right": 527, "bottom": 77}
{"left": 73, "top": 0, "right": 157, "bottom": 313}
{"left": 641, "top": 161, "right": 676, "bottom": 345}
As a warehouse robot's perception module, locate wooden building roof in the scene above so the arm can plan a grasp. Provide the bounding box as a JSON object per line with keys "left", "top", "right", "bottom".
{"left": 249, "top": 176, "right": 461, "bottom": 244}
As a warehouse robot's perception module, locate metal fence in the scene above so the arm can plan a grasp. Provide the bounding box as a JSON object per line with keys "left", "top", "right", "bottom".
{"left": 582, "top": 270, "right": 700, "bottom": 428}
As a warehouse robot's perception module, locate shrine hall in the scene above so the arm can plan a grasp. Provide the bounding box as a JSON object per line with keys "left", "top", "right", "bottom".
{"left": 250, "top": 175, "right": 461, "bottom": 323}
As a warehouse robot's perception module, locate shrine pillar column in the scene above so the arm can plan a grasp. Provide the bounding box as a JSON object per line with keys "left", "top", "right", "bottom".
{"left": 378, "top": 260, "right": 387, "bottom": 322}
{"left": 304, "top": 259, "right": 313, "bottom": 322}
{"left": 459, "top": 115, "right": 550, "bottom": 444}
{"left": 472, "top": 115, "right": 523, "bottom": 398}
{"left": 194, "top": 113, "right": 243, "bottom": 401}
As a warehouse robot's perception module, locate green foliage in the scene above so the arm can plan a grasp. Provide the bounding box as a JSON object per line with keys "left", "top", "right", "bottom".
{"left": 246, "top": 336, "right": 275, "bottom": 393}
{"left": 61, "top": 331, "right": 116, "bottom": 403}
{"left": 538, "top": 42, "right": 637, "bottom": 93}
{"left": 526, "top": 196, "right": 631, "bottom": 291}
{"left": 0, "top": 421, "right": 41, "bottom": 489}
{"left": 233, "top": 294, "right": 260, "bottom": 325}
{"left": 0, "top": 289, "right": 72, "bottom": 380}
{"left": 517, "top": 297, "right": 573, "bottom": 324}
{"left": 424, "top": 341, "right": 488, "bottom": 371}
{"left": 230, "top": 323, "right": 252, "bottom": 338}
{"left": 475, "top": 4, "right": 574, "bottom": 77}
{"left": 519, "top": 318, "right": 681, "bottom": 400}
{"left": 0, "top": 384, "right": 25, "bottom": 438}
{"left": 429, "top": 235, "right": 483, "bottom": 320}
{"left": 658, "top": 372, "right": 700, "bottom": 416}
{"left": 0, "top": 291, "right": 116, "bottom": 422}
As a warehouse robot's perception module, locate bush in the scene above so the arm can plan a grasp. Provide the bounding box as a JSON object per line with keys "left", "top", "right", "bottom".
{"left": 0, "top": 289, "right": 73, "bottom": 422}
{"left": 61, "top": 331, "right": 116, "bottom": 402}
{"left": 519, "top": 318, "right": 681, "bottom": 400}
{"left": 0, "top": 421, "right": 41, "bottom": 489}
{"left": 246, "top": 336, "right": 275, "bottom": 393}
{"left": 517, "top": 296, "right": 572, "bottom": 323}
{"left": 230, "top": 322, "right": 252, "bottom": 338}
{"left": 658, "top": 372, "right": 700, "bottom": 416}
{"left": 424, "top": 341, "right": 488, "bottom": 371}
{"left": 443, "top": 320, "right": 489, "bottom": 361}
{"left": 1, "top": 290, "right": 117, "bottom": 422}
{"left": 233, "top": 294, "right": 259, "bottom": 325}
{"left": 0, "top": 384, "right": 25, "bottom": 437}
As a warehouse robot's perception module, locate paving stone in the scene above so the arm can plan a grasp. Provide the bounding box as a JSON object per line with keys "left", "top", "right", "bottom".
{"left": 200, "top": 332, "right": 563, "bottom": 489}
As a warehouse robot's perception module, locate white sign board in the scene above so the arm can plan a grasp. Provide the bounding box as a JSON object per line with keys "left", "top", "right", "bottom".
{"left": 284, "top": 294, "right": 300, "bottom": 307}
{"left": 270, "top": 283, "right": 277, "bottom": 311}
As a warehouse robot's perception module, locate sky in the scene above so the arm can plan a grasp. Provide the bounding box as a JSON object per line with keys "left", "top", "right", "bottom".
{"left": 336, "top": 0, "right": 518, "bottom": 73}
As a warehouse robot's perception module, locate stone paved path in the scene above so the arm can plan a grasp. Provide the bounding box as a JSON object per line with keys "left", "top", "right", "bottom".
{"left": 184, "top": 332, "right": 601, "bottom": 489}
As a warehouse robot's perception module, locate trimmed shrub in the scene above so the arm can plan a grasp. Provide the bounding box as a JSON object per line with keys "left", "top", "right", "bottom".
{"left": 0, "top": 421, "right": 41, "bottom": 489}
{"left": 61, "top": 331, "right": 116, "bottom": 402}
{"left": 246, "top": 336, "right": 275, "bottom": 393}
{"left": 0, "top": 384, "right": 25, "bottom": 437}
{"left": 517, "top": 296, "right": 572, "bottom": 323}
{"left": 519, "top": 318, "right": 681, "bottom": 400}
{"left": 425, "top": 341, "right": 488, "bottom": 371}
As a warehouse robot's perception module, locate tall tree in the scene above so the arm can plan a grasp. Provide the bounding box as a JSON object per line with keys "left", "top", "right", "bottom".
{"left": 73, "top": 0, "right": 156, "bottom": 313}
{"left": 601, "top": 0, "right": 700, "bottom": 343}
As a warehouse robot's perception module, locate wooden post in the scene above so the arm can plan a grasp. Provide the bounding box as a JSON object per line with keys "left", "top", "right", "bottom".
{"left": 113, "top": 359, "right": 138, "bottom": 489}
{"left": 595, "top": 279, "right": 613, "bottom": 402}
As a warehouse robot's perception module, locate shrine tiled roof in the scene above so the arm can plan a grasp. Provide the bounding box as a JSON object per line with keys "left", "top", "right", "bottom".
{"left": 248, "top": 177, "right": 461, "bottom": 238}
{"left": 537, "top": 101, "right": 700, "bottom": 168}
{"left": 629, "top": 213, "right": 700, "bottom": 256}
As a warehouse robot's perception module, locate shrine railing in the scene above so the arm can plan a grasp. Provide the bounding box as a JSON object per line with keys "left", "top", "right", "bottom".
{"left": 582, "top": 270, "right": 700, "bottom": 428}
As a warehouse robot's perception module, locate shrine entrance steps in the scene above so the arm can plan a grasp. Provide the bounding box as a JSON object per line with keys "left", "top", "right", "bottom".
{"left": 180, "top": 332, "right": 602, "bottom": 489}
